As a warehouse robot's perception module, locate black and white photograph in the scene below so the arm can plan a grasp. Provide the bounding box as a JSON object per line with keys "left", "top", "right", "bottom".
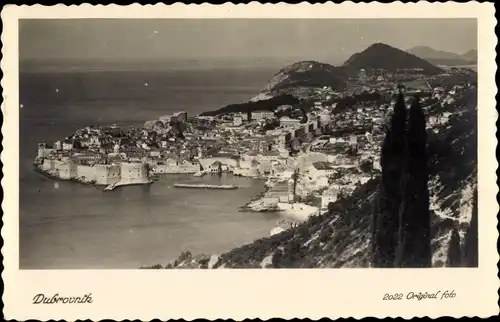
{"left": 2, "top": 3, "right": 498, "bottom": 320}
{"left": 18, "top": 17, "right": 479, "bottom": 270}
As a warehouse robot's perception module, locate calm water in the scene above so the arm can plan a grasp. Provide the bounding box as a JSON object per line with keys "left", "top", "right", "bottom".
{"left": 19, "top": 67, "right": 280, "bottom": 269}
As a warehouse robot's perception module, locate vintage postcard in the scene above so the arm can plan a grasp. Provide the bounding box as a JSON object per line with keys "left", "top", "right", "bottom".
{"left": 1, "top": 2, "right": 498, "bottom": 320}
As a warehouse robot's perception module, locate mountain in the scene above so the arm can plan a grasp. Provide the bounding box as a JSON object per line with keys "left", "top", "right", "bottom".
{"left": 144, "top": 88, "right": 478, "bottom": 269}
{"left": 343, "top": 43, "right": 444, "bottom": 75}
{"left": 462, "top": 49, "right": 478, "bottom": 63}
{"left": 251, "top": 61, "right": 349, "bottom": 101}
{"left": 407, "top": 46, "right": 477, "bottom": 66}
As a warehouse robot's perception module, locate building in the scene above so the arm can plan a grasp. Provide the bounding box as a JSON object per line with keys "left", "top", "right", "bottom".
{"left": 53, "top": 141, "right": 62, "bottom": 150}
{"left": 349, "top": 135, "right": 358, "bottom": 148}
{"left": 208, "top": 161, "right": 224, "bottom": 173}
{"left": 251, "top": 110, "right": 275, "bottom": 121}
{"left": 359, "top": 69, "right": 368, "bottom": 81}
{"left": 119, "top": 162, "right": 149, "bottom": 184}
{"left": 233, "top": 115, "right": 243, "bottom": 126}
{"left": 154, "top": 160, "right": 200, "bottom": 174}
{"left": 280, "top": 116, "right": 301, "bottom": 128}
{"left": 321, "top": 188, "right": 338, "bottom": 211}
{"left": 173, "top": 111, "right": 188, "bottom": 122}
{"left": 37, "top": 143, "right": 55, "bottom": 158}
{"left": 95, "top": 164, "right": 121, "bottom": 185}
{"left": 309, "top": 161, "right": 336, "bottom": 181}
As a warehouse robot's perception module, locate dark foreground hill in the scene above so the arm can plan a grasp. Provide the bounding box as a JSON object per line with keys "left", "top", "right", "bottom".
{"left": 344, "top": 43, "right": 444, "bottom": 75}
{"left": 144, "top": 88, "right": 477, "bottom": 269}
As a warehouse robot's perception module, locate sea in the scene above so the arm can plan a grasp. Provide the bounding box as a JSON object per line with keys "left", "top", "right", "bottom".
{"left": 19, "top": 65, "right": 282, "bottom": 269}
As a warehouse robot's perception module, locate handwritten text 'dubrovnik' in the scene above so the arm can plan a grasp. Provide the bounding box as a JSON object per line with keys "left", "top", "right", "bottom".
{"left": 32, "top": 293, "right": 93, "bottom": 304}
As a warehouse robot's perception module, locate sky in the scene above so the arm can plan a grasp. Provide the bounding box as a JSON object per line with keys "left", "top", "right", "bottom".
{"left": 19, "top": 19, "right": 477, "bottom": 65}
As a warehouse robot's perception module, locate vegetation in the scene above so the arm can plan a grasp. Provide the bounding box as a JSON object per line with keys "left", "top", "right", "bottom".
{"left": 463, "top": 189, "right": 478, "bottom": 267}
{"left": 199, "top": 94, "right": 300, "bottom": 117}
{"left": 446, "top": 228, "right": 462, "bottom": 267}
{"left": 394, "top": 98, "right": 431, "bottom": 267}
{"left": 372, "top": 92, "right": 407, "bottom": 267}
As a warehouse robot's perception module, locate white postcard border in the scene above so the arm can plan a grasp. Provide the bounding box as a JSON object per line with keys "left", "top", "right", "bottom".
{"left": 1, "top": 2, "right": 498, "bottom": 320}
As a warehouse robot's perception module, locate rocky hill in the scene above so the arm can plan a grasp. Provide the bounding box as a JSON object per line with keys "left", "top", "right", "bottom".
{"left": 343, "top": 43, "right": 444, "bottom": 75}
{"left": 143, "top": 88, "right": 478, "bottom": 269}
{"left": 407, "top": 46, "right": 477, "bottom": 66}
{"left": 251, "top": 61, "right": 349, "bottom": 101}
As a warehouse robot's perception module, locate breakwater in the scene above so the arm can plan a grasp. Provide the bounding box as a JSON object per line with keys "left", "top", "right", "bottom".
{"left": 173, "top": 183, "right": 238, "bottom": 190}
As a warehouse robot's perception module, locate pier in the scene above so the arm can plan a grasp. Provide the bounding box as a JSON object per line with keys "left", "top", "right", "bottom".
{"left": 174, "top": 183, "right": 238, "bottom": 190}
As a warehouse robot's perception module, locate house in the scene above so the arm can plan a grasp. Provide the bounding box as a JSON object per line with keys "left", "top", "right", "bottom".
{"left": 349, "top": 135, "right": 358, "bottom": 147}
{"left": 251, "top": 110, "right": 274, "bottom": 121}
{"left": 309, "top": 161, "right": 336, "bottom": 181}
{"left": 89, "top": 135, "right": 102, "bottom": 147}
{"left": 208, "top": 161, "right": 223, "bottom": 173}
{"left": 233, "top": 115, "right": 243, "bottom": 126}
{"left": 313, "top": 102, "right": 323, "bottom": 109}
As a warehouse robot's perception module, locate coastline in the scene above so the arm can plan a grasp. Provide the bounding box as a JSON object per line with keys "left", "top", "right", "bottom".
{"left": 25, "top": 58, "right": 478, "bottom": 270}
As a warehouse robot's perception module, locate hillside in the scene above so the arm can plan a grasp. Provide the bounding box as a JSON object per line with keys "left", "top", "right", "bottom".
{"left": 251, "top": 61, "right": 349, "bottom": 101}
{"left": 462, "top": 49, "right": 478, "bottom": 63}
{"left": 199, "top": 94, "right": 300, "bottom": 117}
{"left": 407, "top": 46, "right": 477, "bottom": 66}
{"left": 144, "top": 88, "right": 478, "bottom": 269}
{"left": 343, "top": 43, "right": 444, "bottom": 75}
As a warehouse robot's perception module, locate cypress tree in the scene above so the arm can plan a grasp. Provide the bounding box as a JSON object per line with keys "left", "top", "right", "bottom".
{"left": 395, "top": 97, "right": 432, "bottom": 268}
{"left": 446, "top": 228, "right": 462, "bottom": 267}
{"left": 463, "top": 188, "right": 478, "bottom": 267}
{"left": 373, "top": 92, "right": 407, "bottom": 267}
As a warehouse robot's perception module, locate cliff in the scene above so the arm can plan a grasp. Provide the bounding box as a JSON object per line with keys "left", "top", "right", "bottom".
{"left": 144, "top": 88, "right": 477, "bottom": 269}
{"left": 251, "top": 61, "right": 349, "bottom": 101}
{"left": 343, "top": 43, "right": 444, "bottom": 75}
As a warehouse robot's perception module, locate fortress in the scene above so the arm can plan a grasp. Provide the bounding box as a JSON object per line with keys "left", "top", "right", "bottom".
{"left": 36, "top": 157, "right": 151, "bottom": 187}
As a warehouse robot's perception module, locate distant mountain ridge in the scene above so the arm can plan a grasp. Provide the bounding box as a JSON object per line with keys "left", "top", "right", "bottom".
{"left": 407, "top": 46, "right": 477, "bottom": 66}
{"left": 462, "top": 49, "right": 478, "bottom": 62}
